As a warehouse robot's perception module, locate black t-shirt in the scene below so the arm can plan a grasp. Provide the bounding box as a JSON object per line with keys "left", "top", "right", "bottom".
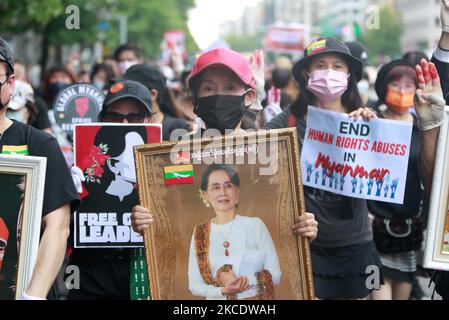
{"left": 0, "top": 120, "right": 80, "bottom": 216}
{"left": 162, "top": 115, "right": 191, "bottom": 141}
{"left": 264, "top": 107, "right": 372, "bottom": 248}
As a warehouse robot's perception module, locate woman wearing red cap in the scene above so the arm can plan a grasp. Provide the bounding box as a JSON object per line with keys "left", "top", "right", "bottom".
{"left": 186, "top": 47, "right": 258, "bottom": 134}
{"left": 265, "top": 38, "right": 381, "bottom": 300}
{"left": 131, "top": 48, "right": 318, "bottom": 299}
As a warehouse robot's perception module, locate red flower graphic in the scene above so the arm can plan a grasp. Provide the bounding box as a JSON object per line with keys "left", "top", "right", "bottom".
{"left": 83, "top": 143, "right": 110, "bottom": 183}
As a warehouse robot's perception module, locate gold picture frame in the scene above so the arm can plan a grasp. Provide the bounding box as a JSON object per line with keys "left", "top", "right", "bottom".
{"left": 135, "top": 128, "right": 314, "bottom": 300}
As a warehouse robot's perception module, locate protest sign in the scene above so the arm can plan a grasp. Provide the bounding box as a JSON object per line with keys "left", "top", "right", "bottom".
{"left": 53, "top": 84, "right": 104, "bottom": 136}
{"left": 263, "top": 24, "right": 310, "bottom": 54}
{"left": 162, "top": 30, "right": 186, "bottom": 64}
{"left": 301, "top": 106, "right": 412, "bottom": 204}
{"left": 73, "top": 123, "right": 161, "bottom": 248}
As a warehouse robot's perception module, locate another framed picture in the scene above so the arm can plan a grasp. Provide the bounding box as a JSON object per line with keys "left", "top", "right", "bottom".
{"left": 73, "top": 123, "right": 162, "bottom": 248}
{"left": 0, "top": 155, "right": 46, "bottom": 300}
{"left": 135, "top": 128, "right": 314, "bottom": 300}
{"left": 424, "top": 114, "right": 449, "bottom": 271}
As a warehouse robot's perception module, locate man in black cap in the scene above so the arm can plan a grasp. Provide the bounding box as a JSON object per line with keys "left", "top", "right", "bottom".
{"left": 0, "top": 37, "right": 80, "bottom": 299}
{"left": 67, "top": 79, "right": 153, "bottom": 300}
{"left": 98, "top": 79, "right": 153, "bottom": 124}
{"left": 122, "top": 64, "right": 190, "bottom": 140}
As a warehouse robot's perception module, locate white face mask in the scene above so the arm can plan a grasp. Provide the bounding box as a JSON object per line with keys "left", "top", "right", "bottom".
{"left": 118, "top": 61, "right": 138, "bottom": 75}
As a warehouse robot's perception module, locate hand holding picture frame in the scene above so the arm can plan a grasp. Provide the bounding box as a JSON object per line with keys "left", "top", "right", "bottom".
{"left": 0, "top": 155, "right": 46, "bottom": 299}
{"left": 135, "top": 128, "right": 314, "bottom": 300}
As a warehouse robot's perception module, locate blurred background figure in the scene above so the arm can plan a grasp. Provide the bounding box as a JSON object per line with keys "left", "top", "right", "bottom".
{"left": 270, "top": 56, "right": 298, "bottom": 108}
{"left": 40, "top": 66, "right": 76, "bottom": 109}
{"left": 76, "top": 70, "right": 90, "bottom": 83}
{"left": 13, "top": 59, "right": 28, "bottom": 82}
{"left": 345, "top": 41, "right": 378, "bottom": 108}
{"left": 90, "top": 63, "right": 115, "bottom": 92}
{"left": 122, "top": 64, "right": 191, "bottom": 140}
{"left": 403, "top": 51, "right": 429, "bottom": 65}
{"left": 13, "top": 62, "right": 52, "bottom": 133}
{"left": 102, "top": 55, "right": 120, "bottom": 78}
{"left": 114, "top": 43, "right": 144, "bottom": 76}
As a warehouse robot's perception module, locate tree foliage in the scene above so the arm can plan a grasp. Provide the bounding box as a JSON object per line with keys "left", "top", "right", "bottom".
{"left": 361, "top": 5, "right": 404, "bottom": 63}
{"left": 0, "top": 0, "right": 198, "bottom": 62}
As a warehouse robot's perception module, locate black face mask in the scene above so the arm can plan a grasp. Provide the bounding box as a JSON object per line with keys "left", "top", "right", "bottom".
{"left": 0, "top": 78, "right": 10, "bottom": 110}
{"left": 195, "top": 91, "right": 249, "bottom": 134}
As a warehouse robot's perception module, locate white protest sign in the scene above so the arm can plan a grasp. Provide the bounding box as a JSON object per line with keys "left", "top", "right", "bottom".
{"left": 300, "top": 106, "right": 412, "bottom": 204}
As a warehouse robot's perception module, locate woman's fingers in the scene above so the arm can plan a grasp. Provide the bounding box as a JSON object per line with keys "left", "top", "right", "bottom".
{"left": 348, "top": 107, "right": 376, "bottom": 121}
{"left": 429, "top": 62, "right": 442, "bottom": 89}
{"left": 294, "top": 213, "right": 317, "bottom": 228}
{"left": 133, "top": 205, "right": 150, "bottom": 213}
{"left": 293, "top": 212, "right": 318, "bottom": 240}
{"left": 131, "top": 205, "right": 154, "bottom": 235}
{"left": 348, "top": 107, "right": 363, "bottom": 120}
{"left": 132, "top": 212, "right": 153, "bottom": 221}
{"left": 421, "top": 58, "right": 431, "bottom": 84}
{"left": 415, "top": 64, "right": 426, "bottom": 90}
{"left": 136, "top": 224, "right": 150, "bottom": 233}
{"left": 239, "top": 277, "right": 249, "bottom": 291}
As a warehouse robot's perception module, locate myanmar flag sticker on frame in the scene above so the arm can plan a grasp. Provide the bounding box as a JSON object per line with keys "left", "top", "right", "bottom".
{"left": 164, "top": 164, "right": 194, "bottom": 186}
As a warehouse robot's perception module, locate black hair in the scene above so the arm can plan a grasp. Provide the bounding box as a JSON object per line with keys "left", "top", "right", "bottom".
{"left": 200, "top": 164, "right": 240, "bottom": 191}
{"left": 403, "top": 51, "right": 429, "bottom": 65}
{"left": 291, "top": 53, "right": 363, "bottom": 119}
{"left": 90, "top": 63, "right": 115, "bottom": 84}
{"left": 113, "top": 43, "right": 143, "bottom": 61}
{"left": 41, "top": 66, "right": 76, "bottom": 106}
{"left": 24, "top": 100, "right": 38, "bottom": 123}
{"left": 83, "top": 126, "right": 147, "bottom": 195}
{"left": 162, "top": 88, "right": 184, "bottom": 118}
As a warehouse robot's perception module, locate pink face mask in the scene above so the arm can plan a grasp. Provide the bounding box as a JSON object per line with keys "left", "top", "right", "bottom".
{"left": 307, "top": 69, "right": 349, "bottom": 101}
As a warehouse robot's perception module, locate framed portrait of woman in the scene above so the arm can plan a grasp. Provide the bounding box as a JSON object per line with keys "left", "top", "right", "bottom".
{"left": 0, "top": 155, "right": 46, "bottom": 300}
{"left": 135, "top": 128, "right": 314, "bottom": 300}
{"left": 424, "top": 114, "right": 449, "bottom": 271}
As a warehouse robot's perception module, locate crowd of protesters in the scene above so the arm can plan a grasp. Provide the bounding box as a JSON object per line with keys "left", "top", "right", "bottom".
{"left": 2, "top": 0, "right": 449, "bottom": 301}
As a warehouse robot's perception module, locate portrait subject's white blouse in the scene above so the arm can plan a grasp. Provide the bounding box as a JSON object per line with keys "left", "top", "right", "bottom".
{"left": 188, "top": 214, "right": 281, "bottom": 300}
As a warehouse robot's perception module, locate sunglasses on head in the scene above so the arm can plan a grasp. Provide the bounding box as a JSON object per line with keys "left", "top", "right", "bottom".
{"left": 100, "top": 111, "right": 150, "bottom": 123}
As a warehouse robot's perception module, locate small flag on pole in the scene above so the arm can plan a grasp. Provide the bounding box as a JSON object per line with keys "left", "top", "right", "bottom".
{"left": 164, "top": 164, "right": 194, "bottom": 186}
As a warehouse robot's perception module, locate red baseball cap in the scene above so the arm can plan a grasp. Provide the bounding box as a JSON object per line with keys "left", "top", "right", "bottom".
{"left": 188, "top": 48, "right": 256, "bottom": 92}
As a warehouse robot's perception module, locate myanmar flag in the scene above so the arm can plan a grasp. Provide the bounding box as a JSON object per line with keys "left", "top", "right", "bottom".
{"left": 1, "top": 145, "right": 28, "bottom": 155}
{"left": 306, "top": 39, "right": 327, "bottom": 56}
{"left": 164, "top": 164, "right": 194, "bottom": 186}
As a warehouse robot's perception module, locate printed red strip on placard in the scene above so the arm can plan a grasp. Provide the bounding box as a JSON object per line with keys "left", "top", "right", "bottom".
{"left": 164, "top": 176, "right": 194, "bottom": 186}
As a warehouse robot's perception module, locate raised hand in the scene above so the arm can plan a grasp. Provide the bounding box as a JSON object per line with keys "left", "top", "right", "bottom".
{"left": 248, "top": 49, "right": 265, "bottom": 110}
{"left": 414, "top": 59, "right": 446, "bottom": 130}
{"left": 131, "top": 205, "right": 154, "bottom": 235}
